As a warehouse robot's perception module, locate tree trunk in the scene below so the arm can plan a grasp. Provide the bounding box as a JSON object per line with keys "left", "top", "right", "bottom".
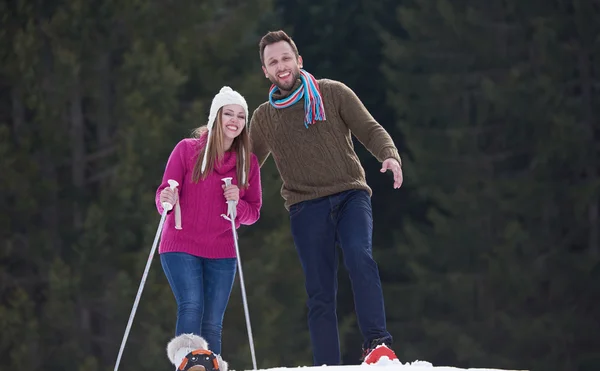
{"left": 70, "top": 76, "right": 85, "bottom": 230}
{"left": 11, "top": 85, "right": 24, "bottom": 144}
{"left": 96, "top": 51, "right": 112, "bottom": 148}
{"left": 574, "top": 2, "right": 599, "bottom": 257}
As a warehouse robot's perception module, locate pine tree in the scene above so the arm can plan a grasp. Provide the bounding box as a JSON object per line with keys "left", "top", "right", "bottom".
{"left": 0, "top": 1, "right": 279, "bottom": 369}
{"left": 381, "top": 0, "right": 600, "bottom": 370}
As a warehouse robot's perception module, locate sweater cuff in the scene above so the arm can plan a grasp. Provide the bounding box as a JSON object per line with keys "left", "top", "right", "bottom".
{"left": 380, "top": 147, "right": 402, "bottom": 167}
{"left": 235, "top": 198, "right": 260, "bottom": 225}
{"left": 236, "top": 199, "right": 250, "bottom": 222}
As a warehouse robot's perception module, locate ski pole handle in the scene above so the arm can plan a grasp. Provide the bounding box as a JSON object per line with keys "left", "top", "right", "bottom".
{"left": 222, "top": 177, "right": 236, "bottom": 219}
{"left": 162, "top": 179, "right": 179, "bottom": 212}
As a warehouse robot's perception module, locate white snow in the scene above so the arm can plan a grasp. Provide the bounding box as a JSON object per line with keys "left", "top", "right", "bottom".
{"left": 236, "top": 358, "right": 528, "bottom": 371}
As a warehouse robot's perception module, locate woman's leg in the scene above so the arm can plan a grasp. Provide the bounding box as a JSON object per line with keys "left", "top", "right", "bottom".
{"left": 200, "top": 257, "right": 237, "bottom": 355}
{"left": 160, "top": 252, "right": 205, "bottom": 336}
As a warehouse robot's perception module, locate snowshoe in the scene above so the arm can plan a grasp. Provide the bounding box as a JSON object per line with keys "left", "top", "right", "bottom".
{"left": 177, "top": 349, "right": 220, "bottom": 371}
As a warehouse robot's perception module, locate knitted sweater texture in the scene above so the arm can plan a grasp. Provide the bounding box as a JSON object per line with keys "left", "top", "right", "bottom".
{"left": 155, "top": 136, "right": 262, "bottom": 258}
{"left": 249, "top": 78, "right": 401, "bottom": 209}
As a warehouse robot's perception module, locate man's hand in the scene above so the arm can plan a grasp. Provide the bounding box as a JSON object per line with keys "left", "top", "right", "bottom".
{"left": 381, "top": 158, "right": 403, "bottom": 189}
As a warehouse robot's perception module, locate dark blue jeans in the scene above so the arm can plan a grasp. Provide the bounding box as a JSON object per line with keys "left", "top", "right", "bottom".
{"left": 160, "top": 252, "right": 237, "bottom": 355}
{"left": 289, "top": 189, "right": 392, "bottom": 365}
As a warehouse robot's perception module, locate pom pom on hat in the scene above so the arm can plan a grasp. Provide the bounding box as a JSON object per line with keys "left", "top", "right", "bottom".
{"left": 207, "top": 86, "right": 249, "bottom": 130}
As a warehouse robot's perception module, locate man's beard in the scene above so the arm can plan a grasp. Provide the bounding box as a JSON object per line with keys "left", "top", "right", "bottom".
{"left": 269, "top": 69, "right": 300, "bottom": 92}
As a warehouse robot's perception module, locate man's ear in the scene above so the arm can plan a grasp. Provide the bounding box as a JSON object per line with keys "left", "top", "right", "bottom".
{"left": 298, "top": 55, "right": 303, "bottom": 69}
{"left": 262, "top": 65, "right": 268, "bottom": 78}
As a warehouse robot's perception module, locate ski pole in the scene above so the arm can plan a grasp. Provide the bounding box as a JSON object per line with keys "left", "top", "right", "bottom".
{"left": 113, "top": 179, "right": 179, "bottom": 371}
{"left": 222, "top": 177, "right": 257, "bottom": 370}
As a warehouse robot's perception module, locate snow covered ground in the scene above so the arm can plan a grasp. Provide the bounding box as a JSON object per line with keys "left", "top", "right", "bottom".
{"left": 238, "top": 357, "right": 527, "bottom": 371}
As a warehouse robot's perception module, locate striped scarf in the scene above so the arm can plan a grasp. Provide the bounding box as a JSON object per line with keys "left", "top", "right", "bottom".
{"left": 269, "top": 69, "right": 326, "bottom": 128}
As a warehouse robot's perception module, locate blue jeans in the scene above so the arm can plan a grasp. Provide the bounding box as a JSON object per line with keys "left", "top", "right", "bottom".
{"left": 289, "top": 189, "right": 392, "bottom": 365}
{"left": 160, "top": 252, "right": 237, "bottom": 355}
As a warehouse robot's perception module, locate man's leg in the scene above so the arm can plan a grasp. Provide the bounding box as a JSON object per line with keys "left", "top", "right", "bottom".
{"left": 335, "top": 190, "right": 393, "bottom": 351}
{"left": 289, "top": 197, "right": 339, "bottom": 365}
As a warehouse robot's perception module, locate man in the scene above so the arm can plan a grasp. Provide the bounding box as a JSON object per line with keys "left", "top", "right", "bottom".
{"left": 249, "top": 30, "right": 403, "bottom": 366}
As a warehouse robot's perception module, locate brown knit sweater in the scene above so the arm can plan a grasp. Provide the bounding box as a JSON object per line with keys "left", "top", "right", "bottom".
{"left": 249, "top": 78, "right": 401, "bottom": 209}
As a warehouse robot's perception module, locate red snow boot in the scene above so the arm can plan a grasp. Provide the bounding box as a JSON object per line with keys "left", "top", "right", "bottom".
{"left": 362, "top": 343, "right": 398, "bottom": 364}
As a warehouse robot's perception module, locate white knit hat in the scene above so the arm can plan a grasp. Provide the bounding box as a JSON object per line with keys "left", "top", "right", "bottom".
{"left": 201, "top": 86, "right": 249, "bottom": 184}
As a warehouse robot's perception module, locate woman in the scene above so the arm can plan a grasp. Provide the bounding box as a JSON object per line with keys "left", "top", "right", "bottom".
{"left": 156, "top": 86, "right": 262, "bottom": 370}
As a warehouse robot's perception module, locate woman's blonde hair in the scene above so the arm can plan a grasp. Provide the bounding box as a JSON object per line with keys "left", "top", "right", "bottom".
{"left": 191, "top": 107, "right": 250, "bottom": 189}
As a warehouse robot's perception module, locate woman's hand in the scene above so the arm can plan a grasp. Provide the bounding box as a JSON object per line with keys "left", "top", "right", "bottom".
{"left": 160, "top": 187, "right": 178, "bottom": 207}
{"left": 223, "top": 184, "right": 239, "bottom": 204}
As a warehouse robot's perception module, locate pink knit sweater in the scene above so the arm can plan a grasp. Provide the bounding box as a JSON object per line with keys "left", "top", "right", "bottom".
{"left": 155, "top": 136, "right": 262, "bottom": 258}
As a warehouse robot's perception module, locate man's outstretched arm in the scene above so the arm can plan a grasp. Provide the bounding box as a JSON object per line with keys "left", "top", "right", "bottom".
{"left": 332, "top": 80, "right": 403, "bottom": 188}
